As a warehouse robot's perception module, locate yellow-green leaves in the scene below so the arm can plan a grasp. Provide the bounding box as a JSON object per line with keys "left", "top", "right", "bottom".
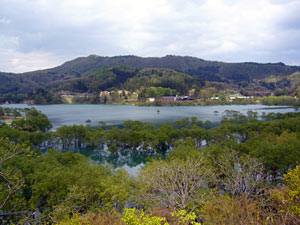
{"left": 171, "top": 209, "right": 201, "bottom": 225}
{"left": 273, "top": 165, "right": 300, "bottom": 219}
{"left": 122, "top": 208, "right": 168, "bottom": 225}
{"left": 121, "top": 208, "right": 201, "bottom": 225}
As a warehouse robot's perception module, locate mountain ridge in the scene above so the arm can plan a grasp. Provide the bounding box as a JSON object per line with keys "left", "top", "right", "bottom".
{"left": 1, "top": 55, "right": 300, "bottom": 102}
{"left": 2, "top": 54, "right": 297, "bottom": 75}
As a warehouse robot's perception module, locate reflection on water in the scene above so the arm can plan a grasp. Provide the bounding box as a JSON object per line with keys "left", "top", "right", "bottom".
{"left": 78, "top": 147, "right": 166, "bottom": 176}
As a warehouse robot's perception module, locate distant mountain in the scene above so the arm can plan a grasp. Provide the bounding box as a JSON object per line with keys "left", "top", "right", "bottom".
{"left": 1, "top": 55, "right": 300, "bottom": 95}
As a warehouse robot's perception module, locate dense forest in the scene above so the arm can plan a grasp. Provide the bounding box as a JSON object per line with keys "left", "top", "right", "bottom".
{"left": 1, "top": 55, "right": 300, "bottom": 105}
{"left": 0, "top": 107, "right": 300, "bottom": 224}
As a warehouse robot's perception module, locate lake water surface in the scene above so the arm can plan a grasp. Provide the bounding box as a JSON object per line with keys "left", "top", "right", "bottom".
{"left": 2, "top": 104, "right": 298, "bottom": 130}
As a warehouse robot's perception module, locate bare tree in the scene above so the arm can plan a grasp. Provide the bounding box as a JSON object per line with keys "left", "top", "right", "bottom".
{"left": 211, "top": 150, "right": 265, "bottom": 198}
{"left": 137, "top": 156, "right": 214, "bottom": 210}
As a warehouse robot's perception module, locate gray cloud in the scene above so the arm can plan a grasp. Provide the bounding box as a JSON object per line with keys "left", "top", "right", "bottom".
{"left": 276, "top": 1, "right": 300, "bottom": 30}
{"left": 0, "top": 0, "right": 300, "bottom": 73}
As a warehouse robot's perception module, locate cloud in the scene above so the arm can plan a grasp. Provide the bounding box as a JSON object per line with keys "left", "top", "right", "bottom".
{"left": 276, "top": 1, "right": 300, "bottom": 30}
{"left": 0, "top": 18, "right": 11, "bottom": 24}
{"left": 0, "top": 49, "right": 64, "bottom": 73}
{"left": 0, "top": 0, "right": 300, "bottom": 72}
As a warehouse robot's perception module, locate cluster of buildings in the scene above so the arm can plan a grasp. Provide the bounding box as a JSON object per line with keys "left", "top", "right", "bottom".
{"left": 228, "top": 96, "right": 254, "bottom": 100}
{"left": 148, "top": 94, "right": 255, "bottom": 103}
{"left": 57, "top": 90, "right": 259, "bottom": 104}
{"left": 148, "top": 95, "right": 196, "bottom": 103}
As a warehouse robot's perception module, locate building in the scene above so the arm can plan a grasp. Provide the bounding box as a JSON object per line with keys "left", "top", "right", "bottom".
{"left": 160, "top": 95, "right": 196, "bottom": 103}
{"left": 148, "top": 98, "right": 155, "bottom": 102}
{"left": 177, "top": 96, "right": 195, "bottom": 101}
{"left": 210, "top": 97, "right": 219, "bottom": 100}
{"left": 23, "top": 99, "right": 35, "bottom": 104}
{"left": 161, "top": 96, "right": 177, "bottom": 103}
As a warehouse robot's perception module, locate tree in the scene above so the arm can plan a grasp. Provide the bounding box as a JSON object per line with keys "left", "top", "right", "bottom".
{"left": 99, "top": 121, "right": 107, "bottom": 128}
{"left": 12, "top": 150, "right": 135, "bottom": 223}
{"left": 272, "top": 166, "right": 300, "bottom": 224}
{"left": 241, "top": 131, "right": 300, "bottom": 173}
{"left": 146, "top": 87, "right": 156, "bottom": 98}
{"left": 87, "top": 128, "right": 105, "bottom": 147}
{"left": 122, "top": 208, "right": 168, "bottom": 225}
{"left": 108, "top": 144, "right": 118, "bottom": 155}
{"left": 86, "top": 119, "right": 92, "bottom": 126}
{"left": 202, "top": 195, "right": 265, "bottom": 225}
{"left": 12, "top": 108, "right": 52, "bottom": 132}
{"left": 0, "top": 138, "right": 31, "bottom": 211}
{"left": 0, "top": 107, "right": 4, "bottom": 117}
{"left": 209, "top": 149, "right": 265, "bottom": 198}
{"left": 137, "top": 149, "right": 213, "bottom": 210}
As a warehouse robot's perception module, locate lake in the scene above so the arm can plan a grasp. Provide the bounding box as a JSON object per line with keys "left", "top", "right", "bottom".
{"left": 2, "top": 104, "right": 298, "bottom": 176}
{"left": 2, "top": 104, "right": 298, "bottom": 130}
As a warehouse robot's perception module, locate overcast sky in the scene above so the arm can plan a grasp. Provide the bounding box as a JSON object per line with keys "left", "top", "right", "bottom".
{"left": 1, "top": 0, "right": 300, "bottom": 73}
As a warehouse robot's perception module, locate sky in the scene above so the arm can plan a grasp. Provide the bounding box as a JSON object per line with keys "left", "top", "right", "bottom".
{"left": 1, "top": 0, "right": 300, "bottom": 73}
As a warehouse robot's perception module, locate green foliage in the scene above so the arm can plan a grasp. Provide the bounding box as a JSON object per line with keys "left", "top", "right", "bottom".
{"left": 0, "top": 138, "right": 32, "bottom": 215}
{"left": 122, "top": 208, "right": 168, "bottom": 225}
{"left": 2, "top": 55, "right": 299, "bottom": 96}
{"left": 240, "top": 130, "right": 300, "bottom": 172}
{"left": 272, "top": 165, "right": 300, "bottom": 220}
{"left": 222, "top": 110, "right": 258, "bottom": 124}
{"left": 56, "top": 124, "right": 88, "bottom": 149}
{"left": 1, "top": 149, "right": 134, "bottom": 223}
{"left": 0, "top": 54, "right": 300, "bottom": 106}
{"left": 282, "top": 166, "right": 300, "bottom": 217}
{"left": 2, "top": 108, "right": 300, "bottom": 223}
{"left": 56, "top": 210, "right": 124, "bottom": 225}
{"left": 171, "top": 209, "right": 201, "bottom": 225}
{"left": 32, "top": 88, "right": 63, "bottom": 104}
{"left": 12, "top": 108, "right": 52, "bottom": 132}
{"left": 261, "top": 96, "right": 300, "bottom": 106}
{"left": 144, "top": 86, "right": 177, "bottom": 98}
{"left": 123, "top": 68, "right": 202, "bottom": 95}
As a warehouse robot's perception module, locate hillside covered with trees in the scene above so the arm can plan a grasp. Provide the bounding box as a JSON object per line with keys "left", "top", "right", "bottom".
{"left": 1, "top": 55, "right": 300, "bottom": 105}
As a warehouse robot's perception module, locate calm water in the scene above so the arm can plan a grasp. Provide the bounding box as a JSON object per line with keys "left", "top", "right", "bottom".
{"left": 2, "top": 104, "right": 298, "bottom": 130}
{"left": 2, "top": 104, "right": 298, "bottom": 176}
{"left": 78, "top": 147, "right": 161, "bottom": 176}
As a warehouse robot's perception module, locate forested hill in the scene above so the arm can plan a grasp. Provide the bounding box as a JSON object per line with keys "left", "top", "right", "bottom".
{"left": 1, "top": 55, "right": 300, "bottom": 96}
{"left": 24, "top": 55, "right": 300, "bottom": 81}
